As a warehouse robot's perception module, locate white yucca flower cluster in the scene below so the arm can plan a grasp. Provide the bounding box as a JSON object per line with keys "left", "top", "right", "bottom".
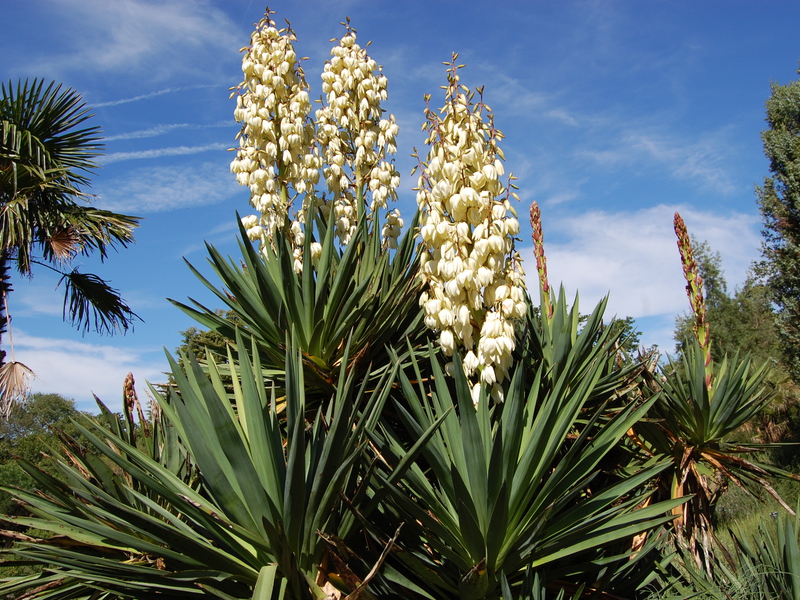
{"left": 416, "top": 58, "right": 526, "bottom": 404}
{"left": 230, "top": 13, "right": 402, "bottom": 268}
{"left": 316, "top": 25, "right": 401, "bottom": 245}
{"left": 230, "top": 14, "right": 321, "bottom": 264}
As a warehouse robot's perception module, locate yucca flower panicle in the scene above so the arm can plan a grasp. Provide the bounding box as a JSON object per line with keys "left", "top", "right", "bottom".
{"left": 315, "top": 18, "right": 401, "bottom": 247}
{"left": 229, "top": 11, "right": 405, "bottom": 272}
{"left": 229, "top": 9, "right": 322, "bottom": 272}
{"left": 416, "top": 54, "right": 526, "bottom": 405}
{"left": 674, "top": 212, "right": 712, "bottom": 388}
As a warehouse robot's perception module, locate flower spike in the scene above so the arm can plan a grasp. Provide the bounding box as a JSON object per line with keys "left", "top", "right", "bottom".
{"left": 674, "top": 212, "right": 712, "bottom": 388}
{"left": 530, "top": 201, "right": 553, "bottom": 320}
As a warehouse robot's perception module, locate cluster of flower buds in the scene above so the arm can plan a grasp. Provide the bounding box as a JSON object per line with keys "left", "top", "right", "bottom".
{"left": 381, "top": 208, "right": 404, "bottom": 250}
{"left": 416, "top": 57, "right": 526, "bottom": 404}
{"left": 230, "top": 12, "right": 322, "bottom": 264}
{"left": 241, "top": 214, "right": 264, "bottom": 242}
{"left": 315, "top": 24, "right": 401, "bottom": 244}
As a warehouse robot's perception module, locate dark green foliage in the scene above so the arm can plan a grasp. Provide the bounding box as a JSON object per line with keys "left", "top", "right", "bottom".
{"left": 0, "top": 393, "right": 82, "bottom": 523}
{"left": 177, "top": 309, "right": 243, "bottom": 365}
{"left": 758, "top": 68, "right": 800, "bottom": 383}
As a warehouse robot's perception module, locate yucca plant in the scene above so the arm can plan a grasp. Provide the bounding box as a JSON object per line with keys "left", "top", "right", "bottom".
{"left": 361, "top": 299, "right": 683, "bottom": 600}
{"left": 525, "top": 203, "right": 643, "bottom": 411}
{"left": 0, "top": 333, "right": 404, "bottom": 599}
{"left": 173, "top": 208, "right": 426, "bottom": 401}
{"left": 731, "top": 510, "right": 800, "bottom": 600}
{"left": 171, "top": 11, "right": 427, "bottom": 404}
{"left": 628, "top": 213, "right": 800, "bottom": 575}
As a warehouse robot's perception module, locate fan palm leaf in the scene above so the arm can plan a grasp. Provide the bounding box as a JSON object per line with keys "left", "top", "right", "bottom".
{"left": 0, "top": 78, "right": 140, "bottom": 408}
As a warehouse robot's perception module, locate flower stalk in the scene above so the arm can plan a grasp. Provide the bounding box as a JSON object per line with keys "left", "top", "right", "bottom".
{"left": 530, "top": 201, "right": 553, "bottom": 320}
{"left": 230, "top": 10, "right": 321, "bottom": 264}
{"left": 674, "top": 212, "right": 712, "bottom": 389}
{"left": 231, "top": 12, "right": 402, "bottom": 268}
{"left": 315, "top": 19, "right": 401, "bottom": 246}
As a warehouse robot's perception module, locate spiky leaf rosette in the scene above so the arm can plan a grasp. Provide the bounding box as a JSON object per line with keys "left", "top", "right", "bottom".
{"left": 364, "top": 321, "right": 680, "bottom": 598}
{"left": 0, "top": 334, "right": 399, "bottom": 599}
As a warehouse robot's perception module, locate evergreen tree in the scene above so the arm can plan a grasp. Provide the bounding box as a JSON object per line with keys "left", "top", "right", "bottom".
{"left": 757, "top": 67, "right": 800, "bottom": 382}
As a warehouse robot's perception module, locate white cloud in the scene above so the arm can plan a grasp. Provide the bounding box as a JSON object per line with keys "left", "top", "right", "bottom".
{"left": 29, "top": 0, "right": 241, "bottom": 80}
{"left": 103, "top": 143, "right": 229, "bottom": 164}
{"left": 528, "top": 204, "right": 761, "bottom": 349}
{"left": 96, "top": 161, "right": 242, "bottom": 213}
{"left": 13, "top": 331, "right": 167, "bottom": 413}
{"left": 105, "top": 121, "right": 232, "bottom": 141}
{"left": 579, "top": 128, "right": 740, "bottom": 195}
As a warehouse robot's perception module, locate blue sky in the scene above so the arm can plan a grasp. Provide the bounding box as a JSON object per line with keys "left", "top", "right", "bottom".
{"left": 3, "top": 0, "right": 798, "bottom": 411}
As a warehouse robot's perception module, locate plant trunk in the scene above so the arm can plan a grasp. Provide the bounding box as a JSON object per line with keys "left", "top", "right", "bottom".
{"left": 0, "top": 251, "right": 12, "bottom": 369}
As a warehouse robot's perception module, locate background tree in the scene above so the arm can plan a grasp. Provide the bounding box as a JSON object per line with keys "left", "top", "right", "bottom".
{"left": 605, "top": 315, "right": 645, "bottom": 354}
{"left": 0, "top": 79, "right": 141, "bottom": 410}
{"left": 0, "top": 393, "right": 82, "bottom": 521}
{"left": 176, "top": 309, "right": 243, "bottom": 365}
{"left": 757, "top": 66, "right": 800, "bottom": 383}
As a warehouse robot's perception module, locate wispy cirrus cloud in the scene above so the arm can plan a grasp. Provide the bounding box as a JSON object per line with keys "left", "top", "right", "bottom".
{"left": 12, "top": 281, "right": 66, "bottom": 319}
{"left": 25, "top": 0, "right": 242, "bottom": 81}
{"left": 472, "top": 71, "right": 556, "bottom": 119}
{"left": 95, "top": 161, "right": 242, "bottom": 213}
{"left": 581, "top": 129, "right": 740, "bottom": 195}
{"left": 93, "top": 84, "right": 218, "bottom": 107}
{"left": 102, "top": 143, "right": 229, "bottom": 164}
{"left": 105, "top": 121, "right": 232, "bottom": 142}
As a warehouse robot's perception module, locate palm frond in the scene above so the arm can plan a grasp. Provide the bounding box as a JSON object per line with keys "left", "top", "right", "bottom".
{"left": 44, "top": 226, "right": 80, "bottom": 262}
{"left": 1, "top": 78, "right": 102, "bottom": 186}
{"left": 1, "top": 79, "right": 139, "bottom": 276}
{"left": 0, "top": 359, "right": 34, "bottom": 417}
{"left": 59, "top": 269, "right": 140, "bottom": 334}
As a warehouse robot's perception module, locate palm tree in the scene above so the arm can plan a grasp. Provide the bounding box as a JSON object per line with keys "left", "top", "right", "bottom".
{"left": 0, "top": 78, "right": 140, "bottom": 411}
